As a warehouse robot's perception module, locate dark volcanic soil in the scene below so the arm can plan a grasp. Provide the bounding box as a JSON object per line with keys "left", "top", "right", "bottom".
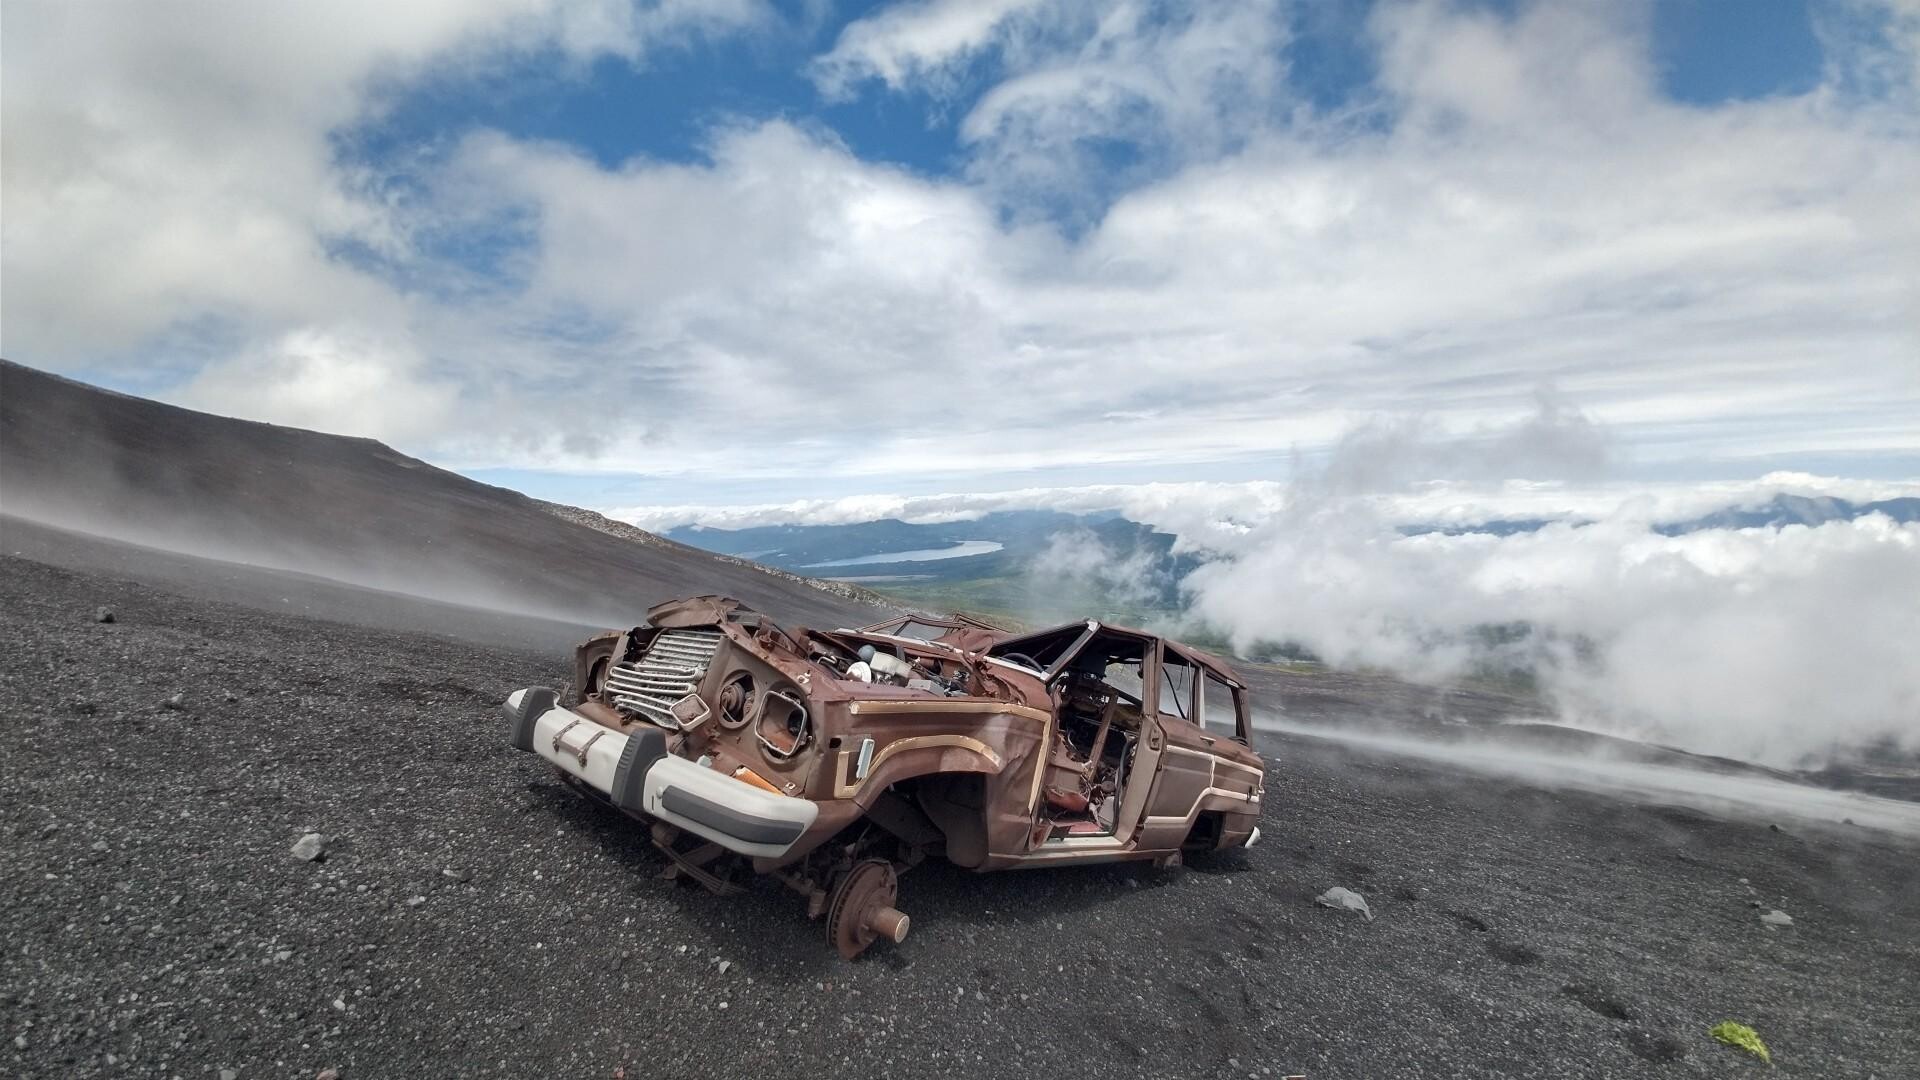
{"left": 4, "top": 551, "right": 1918, "bottom": 1080}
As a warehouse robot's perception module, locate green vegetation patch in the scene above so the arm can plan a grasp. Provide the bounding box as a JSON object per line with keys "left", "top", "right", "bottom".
{"left": 1710, "top": 1021, "right": 1771, "bottom": 1064}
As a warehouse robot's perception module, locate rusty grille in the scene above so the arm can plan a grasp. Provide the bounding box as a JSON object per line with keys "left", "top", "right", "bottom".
{"left": 605, "top": 628, "right": 723, "bottom": 729}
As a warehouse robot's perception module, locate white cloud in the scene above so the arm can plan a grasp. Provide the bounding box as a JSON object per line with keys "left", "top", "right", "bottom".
{"left": 2, "top": 0, "right": 1916, "bottom": 492}
{"left": 811, "top": 0, "right": 1051, "bottom": 97}
{"left": 817, "top": 0, "right": 1290, "bottom": 210}
{"left": 0, "top": 0, "right": 766, "bottom": 390}
{"left": 604, "top": 471, "right": 1920, "bottom": 536}
{"left": 174, "top": 328, "right": 460, "bottom": 444}
{"left": 438, "top": 0, "right": 1918, "bottom": 486}
{"left": 1168, "top": 404, "right": 1920, "bottom": 767}
{"left": 1188, "top": 507, "right": 1920, "bottom": 768}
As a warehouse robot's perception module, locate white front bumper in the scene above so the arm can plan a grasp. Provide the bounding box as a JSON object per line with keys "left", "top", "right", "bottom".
{"left": 506, "top": 688, "right": 818, "bottom": 859}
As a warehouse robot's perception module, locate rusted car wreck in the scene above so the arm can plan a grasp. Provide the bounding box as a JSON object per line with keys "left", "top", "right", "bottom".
{"left": 503, "top": 596, "right": 1265, "bottom": 958}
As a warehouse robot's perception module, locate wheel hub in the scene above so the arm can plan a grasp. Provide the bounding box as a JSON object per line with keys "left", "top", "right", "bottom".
{"left": 826, "top": 858, "right": 909, "bottom": 960}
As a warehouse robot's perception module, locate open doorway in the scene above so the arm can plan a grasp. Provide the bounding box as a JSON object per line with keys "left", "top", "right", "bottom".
{"left": 1034, "top": 630, "right": 1153, "bottom": 843}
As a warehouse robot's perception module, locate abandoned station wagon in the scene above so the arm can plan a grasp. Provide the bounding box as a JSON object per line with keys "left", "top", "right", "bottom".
{"left": 504, "top": 596, "right": 1265, "bottom": 958}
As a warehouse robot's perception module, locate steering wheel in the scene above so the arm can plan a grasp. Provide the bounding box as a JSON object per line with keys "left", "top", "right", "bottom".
{"left": 999, "top": 652, "right": 1043, "bottom": 673}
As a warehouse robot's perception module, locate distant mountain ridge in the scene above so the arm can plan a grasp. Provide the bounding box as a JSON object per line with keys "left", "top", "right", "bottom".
{"left": 666, "top": 490, "right": 1919, "bottom": 627}
{"left": 1400, "top": 492, "right": 1920, "bottom": 539}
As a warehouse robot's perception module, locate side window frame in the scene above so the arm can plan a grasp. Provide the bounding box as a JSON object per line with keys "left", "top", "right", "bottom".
{"left": 1157, "top": 645, "right": 1198, "bottom": 725}
{"left": 1200, "top": 670, "right": 1251, "bottom": 745}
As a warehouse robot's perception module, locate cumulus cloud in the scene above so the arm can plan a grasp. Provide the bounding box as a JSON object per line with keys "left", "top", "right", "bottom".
{"left": 0, "top": 0, "right": 766, "bottom": 426}
{"left": 452, "top": 0, "right": 1918, "bottom": 486}
{"left": 1178, "top": 408, "right": 1920, "bottom": 768}
{"left": 1193, "top": 510, "right": 1920, "bottom": 767}
{"left": 3, "top": 0, "right": 1917, "bottom": 497}
{"left": 811, "top": 0, "right": 1051, "bottom": 97}
{"left": 175, "top": 329, "right": 460, "bottom": 444}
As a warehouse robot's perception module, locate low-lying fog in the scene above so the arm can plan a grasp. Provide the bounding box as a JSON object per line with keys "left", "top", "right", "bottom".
{"left": 1257, "top": 716, "right": 1920, "bottom": 836}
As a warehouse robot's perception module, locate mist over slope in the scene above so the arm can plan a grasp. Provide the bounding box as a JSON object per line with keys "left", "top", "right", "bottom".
{"left": 1174, "top": 413, "right": 1920, "bottom": 771}
{"left": 632, "top": 406, "right": 1920, "bottom": 772}
{"left": 0, "top": 360, "right": 884, "bottom": 631}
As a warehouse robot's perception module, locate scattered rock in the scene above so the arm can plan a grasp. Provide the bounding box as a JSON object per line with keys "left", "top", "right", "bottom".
{"left": 162, "top": 692, "right": 186, "bottom": 710}
{"left": 316, "top": 1070, "right": 340, "bottom": 1080}
{"left": 406, "top": 895, "right": 426, "bottom": 908}
{"left": 717, "top": 960, "right": 731, "bottom": 975}
{"left": 441, "top": 867, "right": 471, "bottom": 883}
{"left": 291, "top": 833, "right": 327, "bottom": 862}
{"left": 1761, "top": 909, "right": 1794, "bottom": 928}
{"left": 1315, "top": 886, "right": 1373, "bottom": 921}
{"left": 224, "top": 690, "right": 239, "bottom": 703}
{"left": 220, "top": 1069, "right": 239, "bottom": 1080}
{"left": 93, "top": 607, "right": 115, "bottom": 623}
{"left": 90, "top": 839, "right": 109, "bottom": 852}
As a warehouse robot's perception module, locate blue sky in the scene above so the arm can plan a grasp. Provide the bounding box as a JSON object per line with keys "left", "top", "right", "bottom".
{"left": 4, "top": 0, "right": 1917, "bottom": 525}
{"left": 337, "top": 1, "right": 1834, "bottom": 212}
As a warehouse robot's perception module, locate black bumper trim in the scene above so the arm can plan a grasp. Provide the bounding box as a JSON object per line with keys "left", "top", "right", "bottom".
{"left": 660, "top": 785, "right": 808, "bottom": 846}
{"left": 610, "top": 728, "right": 668, "bottom": 813}
{"left": 504, "top": 688, "right": 557, "bottom": 753}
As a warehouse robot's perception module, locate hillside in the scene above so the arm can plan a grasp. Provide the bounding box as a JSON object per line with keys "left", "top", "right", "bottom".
{"left": 0, "top": 359, "right": 884, "bottom": 631}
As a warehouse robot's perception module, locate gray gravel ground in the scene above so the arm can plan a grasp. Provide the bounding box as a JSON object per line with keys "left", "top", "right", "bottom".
{"left": 5, "top": 552, "right": 1917, "bottom": 1079}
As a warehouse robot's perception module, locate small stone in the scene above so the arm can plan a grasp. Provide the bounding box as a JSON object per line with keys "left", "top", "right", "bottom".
{"left": 441, "top": 867, "right": 471, "bottom": 883}
{"left": 316, "top": 1070, "right": 340, "bottom": 1080}
{"left": 1315, "top": 886, "right": 1374, "bottom": 922}
{"left": 163, "top": 692, "right": 186, "bottom": 711}
{"left": 91, "top": 839, "right": 109, "bottom": 852}
{"left": 717, "top": 960, "right": 731, "bottom": 975}
{"left": 291, "top": 833, "right": 327, "bottom": 862}
{"left": 333, "top": 997, "right": 347, "bottom": 1011}
{"left": 93, "top": 607, "right": 115, "bottom": 623}
{"left": 224, "top": 690, "right": 239, "bottom": 704}
{"left": 1761, "top": 909, "right": 1794, "bottom": 928}
{"left": 13, "top": 1034, "right": 26, "bottom": 1049}
{"left": 406, "top": 895, "right": 426, "bottom": 908}
{"left": 273, "top": 949, "right": 293, "bottom": 962}
{"left": 220, "top": 1070, "right": 238, "bottom": 1080}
